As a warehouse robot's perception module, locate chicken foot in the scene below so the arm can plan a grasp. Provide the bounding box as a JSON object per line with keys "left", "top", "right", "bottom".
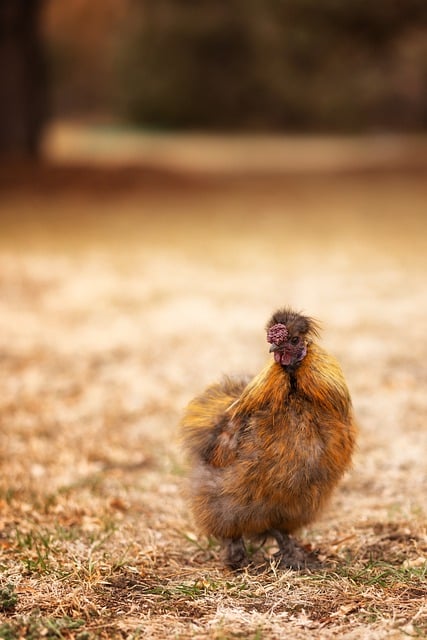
{"left": 269, "top": 529, "right": 317, "bottom": 570}
{"left": 221, "top": 537, "right": 248, "bottom": 570}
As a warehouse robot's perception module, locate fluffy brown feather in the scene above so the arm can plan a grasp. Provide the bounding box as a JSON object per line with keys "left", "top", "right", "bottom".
{"left": 180, "top": 307, "right": 357, "bottom": 569}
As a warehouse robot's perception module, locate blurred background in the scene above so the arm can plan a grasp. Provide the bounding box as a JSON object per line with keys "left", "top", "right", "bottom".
{"left": 1, "top": 0, "right": 427, "bottom": 158}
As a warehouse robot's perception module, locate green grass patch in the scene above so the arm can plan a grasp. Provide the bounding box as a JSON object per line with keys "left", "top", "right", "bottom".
{"left": 0, "top": 615, "right": 85, "bottom": 640}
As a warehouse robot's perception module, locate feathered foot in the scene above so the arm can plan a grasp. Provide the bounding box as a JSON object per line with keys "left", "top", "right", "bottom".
{"left": 221, "top": 537, "right": 249, "bottom": 570}
{"left": 269, "top": 530, "right": 321, "bottom": 570}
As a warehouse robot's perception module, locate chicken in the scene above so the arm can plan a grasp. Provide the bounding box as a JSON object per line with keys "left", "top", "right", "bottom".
{"left": 180, "top": 307, "right": 356, "bottom": 569}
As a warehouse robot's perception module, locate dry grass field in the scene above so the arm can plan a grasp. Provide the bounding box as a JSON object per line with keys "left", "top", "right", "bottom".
{"left": 0, "top": 139, "right": 426, "bottom": 638}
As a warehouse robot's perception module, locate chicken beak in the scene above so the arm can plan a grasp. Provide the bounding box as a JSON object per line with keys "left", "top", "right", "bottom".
{"left": 269, "top": 343, "right": 280, "bottom": 352}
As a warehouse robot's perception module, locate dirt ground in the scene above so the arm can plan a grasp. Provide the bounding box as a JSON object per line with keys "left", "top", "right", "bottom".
{"left": 0, "top": 135, "right": 426, "bottom": 638}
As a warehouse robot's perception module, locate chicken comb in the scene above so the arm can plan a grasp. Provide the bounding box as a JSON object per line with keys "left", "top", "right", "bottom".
{"left": 267, "top": 323, "right": 288, "bottom": 345}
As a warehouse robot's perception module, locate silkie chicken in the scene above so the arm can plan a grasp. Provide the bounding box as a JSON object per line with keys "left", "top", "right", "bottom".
{"left": 180, "top": 308, "right": 357, "bottom": 570}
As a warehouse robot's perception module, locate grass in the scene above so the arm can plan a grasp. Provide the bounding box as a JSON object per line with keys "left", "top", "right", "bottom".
{"left": 0, "top": 585, "right": 18, "bottom": 612}
{"left": 0, "top": 615, "right": 85, "bottom": 640}
{"left": 0, "top": 145, "right": 426, "bottom": 638}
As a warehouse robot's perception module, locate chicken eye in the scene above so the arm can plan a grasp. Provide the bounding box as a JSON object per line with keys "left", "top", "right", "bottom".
{"left": 290, "top": 336, "right": 299, "bottom": 345}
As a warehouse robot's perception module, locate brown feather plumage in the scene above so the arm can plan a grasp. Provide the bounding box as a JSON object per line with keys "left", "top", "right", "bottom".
{"left": 180, "top": 308, "right": 357, "bottom": 569}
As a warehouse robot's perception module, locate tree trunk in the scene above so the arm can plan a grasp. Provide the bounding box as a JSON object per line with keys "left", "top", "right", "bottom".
{"left": 0, "top": 0, "right": 47, "bottom": 158}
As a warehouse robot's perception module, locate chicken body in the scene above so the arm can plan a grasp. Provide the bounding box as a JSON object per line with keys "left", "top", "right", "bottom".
{"left": 180, "top": 308, "right": 356, "bottom": 569}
